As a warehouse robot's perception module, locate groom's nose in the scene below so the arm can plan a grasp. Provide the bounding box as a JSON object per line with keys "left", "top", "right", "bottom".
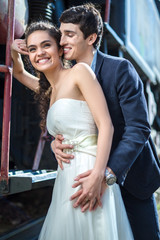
{"left": 60, "top": 34, "right": 66, "bottom": 46}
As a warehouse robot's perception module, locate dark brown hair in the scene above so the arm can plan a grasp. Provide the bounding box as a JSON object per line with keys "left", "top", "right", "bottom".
{"left": 25, "top": 21, "right": 61, "bottom": 132}
{"left": 59, "top": 3, "right": 103, "bottom": 49}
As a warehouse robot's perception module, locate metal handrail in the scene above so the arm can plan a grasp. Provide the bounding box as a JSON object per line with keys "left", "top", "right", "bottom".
{"left": 0, "top": 0, "right": 15, "bottom": 193}
{"left": 0, "top": 65, "right": 10, "bottom": 73}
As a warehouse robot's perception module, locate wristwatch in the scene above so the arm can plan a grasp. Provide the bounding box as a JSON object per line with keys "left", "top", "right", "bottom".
{"left": 105, "top": 169, "right": 117, "bottom": 186}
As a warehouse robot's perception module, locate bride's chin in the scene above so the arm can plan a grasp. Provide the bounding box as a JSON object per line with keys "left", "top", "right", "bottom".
{"left": 35, "top": 65, "right": 49, "bottom": 71}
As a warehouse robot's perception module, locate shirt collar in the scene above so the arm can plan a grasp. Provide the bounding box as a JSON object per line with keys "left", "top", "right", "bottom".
{"left": 90, "top": 50, "right": 97, "bottom": 72}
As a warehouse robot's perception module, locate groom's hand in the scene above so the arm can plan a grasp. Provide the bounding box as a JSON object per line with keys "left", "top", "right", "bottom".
{"left": 51, "top": 134, "right": 74, "bottom": 170}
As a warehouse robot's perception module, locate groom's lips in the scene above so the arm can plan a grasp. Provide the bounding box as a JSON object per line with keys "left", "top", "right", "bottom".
{"left": 63, "top": 47, "right": 71, "bottom": 54}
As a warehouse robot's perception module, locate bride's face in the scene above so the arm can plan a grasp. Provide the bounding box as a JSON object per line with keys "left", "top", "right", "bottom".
{"left": 27, "top": 30, "right": 62, "bottom": 73}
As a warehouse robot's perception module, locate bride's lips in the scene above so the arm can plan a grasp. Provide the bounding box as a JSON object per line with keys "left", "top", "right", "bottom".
{"left": 36, "top": 57, "right": 50, "bottom": 64}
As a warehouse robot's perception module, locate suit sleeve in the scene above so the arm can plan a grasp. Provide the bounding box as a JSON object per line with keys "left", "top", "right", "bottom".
{"left": 108, "top": 59, "right": 151, "bottom": 185}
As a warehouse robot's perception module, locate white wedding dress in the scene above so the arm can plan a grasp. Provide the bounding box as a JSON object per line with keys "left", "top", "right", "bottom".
{"left": 38, "top": 98, "right": 134, "bottom": 240}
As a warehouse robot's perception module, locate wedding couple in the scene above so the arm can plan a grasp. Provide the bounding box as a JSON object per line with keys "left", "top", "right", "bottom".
{"left": 11, "top": 3, "right": 160, "bottom": 240}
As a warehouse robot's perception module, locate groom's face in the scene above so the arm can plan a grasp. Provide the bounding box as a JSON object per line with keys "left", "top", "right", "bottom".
{"left": 60, "top": 23, "right": 89, "bottom": 62}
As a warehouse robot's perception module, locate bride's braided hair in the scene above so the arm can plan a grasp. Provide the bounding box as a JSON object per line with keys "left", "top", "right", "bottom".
{"left": 25, "top": 21, "right": 61, "bottom": 132}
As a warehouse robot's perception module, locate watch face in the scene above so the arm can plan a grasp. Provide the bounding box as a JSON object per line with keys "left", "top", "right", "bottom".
{"left": 107, "top": 175, "right": 116, "bottom": 185}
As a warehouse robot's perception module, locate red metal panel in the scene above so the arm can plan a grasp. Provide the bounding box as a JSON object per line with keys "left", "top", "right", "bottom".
{"left": 0, "top": 0, "right": 15, "bottom": 191}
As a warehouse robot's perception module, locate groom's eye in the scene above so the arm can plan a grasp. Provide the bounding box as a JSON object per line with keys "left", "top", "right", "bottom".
{"left": 68, "top": 33, "right": 74, "bottom": 37}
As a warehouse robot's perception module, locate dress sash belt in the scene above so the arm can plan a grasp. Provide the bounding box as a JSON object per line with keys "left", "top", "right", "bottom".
{"left": 62, "top": 134, "right": 97, "bottom": 157}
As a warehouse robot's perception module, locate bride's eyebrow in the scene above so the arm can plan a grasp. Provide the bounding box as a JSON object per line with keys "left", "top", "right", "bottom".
{"left": 27, "top": 44, "right": 36, "bottom": 49}
{"left": 27, "top": 40, "right": 52, "bottom": 48}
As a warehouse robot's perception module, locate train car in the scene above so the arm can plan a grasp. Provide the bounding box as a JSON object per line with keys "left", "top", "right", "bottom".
{"left": 0, "top": 0, "right": 160, "bottom": 239}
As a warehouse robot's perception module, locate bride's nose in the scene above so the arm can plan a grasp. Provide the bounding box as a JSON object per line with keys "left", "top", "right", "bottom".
{"left": 37, "top": 47, "right": 45, "bottom": 56}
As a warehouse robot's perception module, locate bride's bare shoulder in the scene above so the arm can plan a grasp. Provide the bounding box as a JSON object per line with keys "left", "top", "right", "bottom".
{"left": 72, "top": 62, "right": 91, "bottom": 71}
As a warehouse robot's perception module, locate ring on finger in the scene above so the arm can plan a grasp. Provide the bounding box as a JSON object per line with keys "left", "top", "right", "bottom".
{"left": 93, "top": 198, "right": 97, "bottom": 205}
{"left": 85, "top": 198, "right": 89, "bottom": 203}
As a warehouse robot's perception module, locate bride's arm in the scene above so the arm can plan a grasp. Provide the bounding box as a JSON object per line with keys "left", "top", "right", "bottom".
{"left": 71, "top": 63, "right": 114, "bottom": 211}
{"left": 11, "top": 39, "right": 39, "bottom": 91}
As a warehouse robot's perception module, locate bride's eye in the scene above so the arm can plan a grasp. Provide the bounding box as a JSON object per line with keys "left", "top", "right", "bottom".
{"left": 28, "top": 47, "right": 36, "bottom": 52}
{"left": 44, "top": 43, "right": 51, "bottom": 48}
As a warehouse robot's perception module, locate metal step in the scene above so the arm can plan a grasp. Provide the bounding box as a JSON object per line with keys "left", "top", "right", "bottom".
{"left": 0, "top": 170, "right": 57, "bottom": 195}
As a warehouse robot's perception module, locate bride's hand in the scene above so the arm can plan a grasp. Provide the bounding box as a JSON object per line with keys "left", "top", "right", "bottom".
{"left": 71, "top": 169, "right": 107, "bottom": 212}
{"left": 80, "top": 179, "right": 107, "bottom": 212}
{"left": 11, "top": 39, "right": 29, "bottom": 55}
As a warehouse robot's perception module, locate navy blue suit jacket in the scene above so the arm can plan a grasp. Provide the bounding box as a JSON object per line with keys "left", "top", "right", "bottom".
{"left": 95, "top": 51, "right": 160, "bottom": 200}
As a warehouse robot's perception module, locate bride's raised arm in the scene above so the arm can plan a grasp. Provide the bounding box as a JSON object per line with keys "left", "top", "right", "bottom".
{"left": 11, "top": 39, "right": 39, "bottom": 91}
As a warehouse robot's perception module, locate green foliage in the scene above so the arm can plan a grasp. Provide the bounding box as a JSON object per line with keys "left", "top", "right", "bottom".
{"left": 157, "top": 203, "right": 160, "bottom": 211}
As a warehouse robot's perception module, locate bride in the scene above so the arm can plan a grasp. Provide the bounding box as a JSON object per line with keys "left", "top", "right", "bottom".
{"left": 11, "top": 21, "right": 134, "bottom": 240}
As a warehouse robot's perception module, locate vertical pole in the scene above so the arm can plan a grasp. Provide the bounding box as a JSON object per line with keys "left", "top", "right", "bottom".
{"left": 105, "top": 0, "right": 111, "bottom": 23}
{"left": 0, "top": 0, "right": 15, "bottom": 192}
{"left": 32, "top": 130, "right": 47, "bottom": 170}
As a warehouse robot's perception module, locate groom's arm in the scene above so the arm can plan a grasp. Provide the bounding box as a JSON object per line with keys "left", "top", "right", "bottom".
{"left": 108, "top": 59, "right": 150, "bottom": 185}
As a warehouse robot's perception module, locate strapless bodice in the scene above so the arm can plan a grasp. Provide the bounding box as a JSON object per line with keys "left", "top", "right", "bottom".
{"left": 46, "top": 98, "right": 98, "bottom": 139}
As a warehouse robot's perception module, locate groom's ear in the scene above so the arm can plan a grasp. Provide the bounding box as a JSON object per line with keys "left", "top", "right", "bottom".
{"left": 87, "top": 33, "right": 97, "bottom": 46}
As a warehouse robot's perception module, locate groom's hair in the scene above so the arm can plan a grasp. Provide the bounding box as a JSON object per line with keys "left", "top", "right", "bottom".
{"left": 59, "top": 3, "right": 103, "bottom": 49}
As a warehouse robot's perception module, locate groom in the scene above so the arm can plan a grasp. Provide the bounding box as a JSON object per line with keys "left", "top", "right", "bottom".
{"left": 52, "top": 3, "right": 160, "bottom": 239}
